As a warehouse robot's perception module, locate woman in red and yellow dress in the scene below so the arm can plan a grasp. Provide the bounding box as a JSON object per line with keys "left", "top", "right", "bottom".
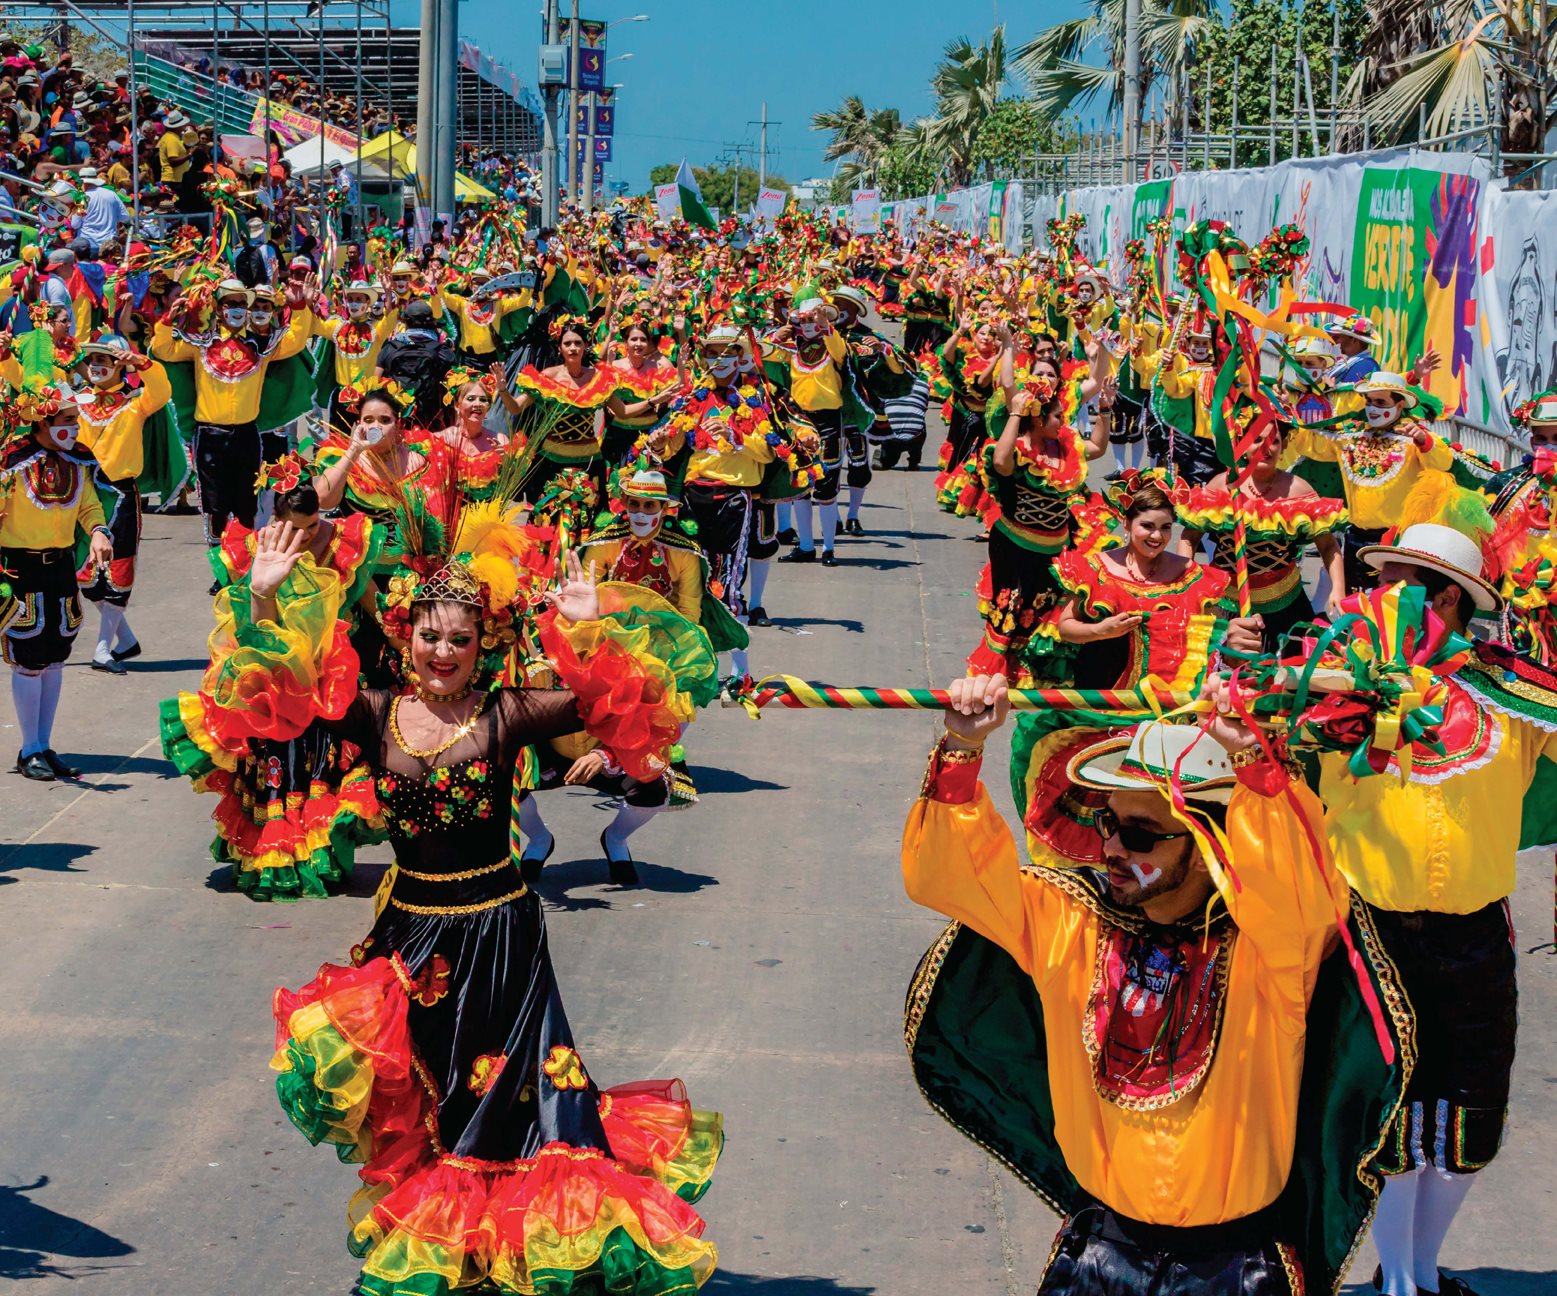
{"left": 508, "top": 317, "right": 632, "bottom": 501}
{"left": 1053, "top": 479, "right": 1238, "bottom": 691}
{"left": 164, "top": 458, "right": 387, "bottom": 900}
{"left": 930, "top": 314, "right": 1002, "bottom": 517}
{"left": 970, "top": 370, "right": 1114, "bottom": 683}
{"left": 174, "top": 515, "right": 723, "bottom": 1294}
{"left": 1176, "top": 415, "right": 1348, "bottom": 651}
{"left": 431, "top": 366, "right": 511, "bottom": 504}
{"left": 603, "top": 316, "right": 682, "bottom": 470}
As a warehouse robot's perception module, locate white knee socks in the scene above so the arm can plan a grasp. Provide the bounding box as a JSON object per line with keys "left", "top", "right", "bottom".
{"left": 846, "top": 485, "right": 865, "bottom": 522}
{"left": 38, "top": 664, "right": 63, "bottom": 752}
{"left": 818, "top": 500, "right": 839, "bottom": 551}
{"left": 95, "top": 603, "right": 126, "bottom": 664}
{"left": 517, "top": 793, "right": 553, "bottom": 858}
{"left": 604, "top": 802, "right": 658, "bottom": 852}
{"left": 792, "top": 498, "right": 814, "bottom": 551}
{"left": 746, "top": 557, "right": 771, "bottom": 611}
{"left": 11, "top": 669, "right": 43, "bottom": 757}
{"left": 1413, "top": 1170, "right": 1474, "bottom": 1292}
{"left": 1373, "top": 1170, "right": 1422, "bottom": 1295}
{"left": 776, "top": 500, "right": 793, "bottom": 534}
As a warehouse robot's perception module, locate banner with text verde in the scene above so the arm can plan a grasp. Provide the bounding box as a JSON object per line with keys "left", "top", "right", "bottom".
{"left": 1350, "top": 166, "right": 1483, "bottom": 419}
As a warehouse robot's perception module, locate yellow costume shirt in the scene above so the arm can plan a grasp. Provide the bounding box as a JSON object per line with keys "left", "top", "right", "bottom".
{"left": 311, "top": 311, "right": 399, "bottom": 388}
{"left": 1295, "top": 420, "right": 1452, "bottom": 530}
{"left": 788, "top": 331, "right": 846, "bottom": 412}
{"left": 151, "top": 311, "right": 313, "bottom": 425}
{"left": 0, "top": 446, "right": 106, "bottom": 547}
{"left": 75, "top": 363, "right": 173, "bottom": 481}
{"left": 902, "top": 775, "right": 1346, "bottom": 1227}
{"left": 1321, "top": 683, "right": 1557, "bottom": 914}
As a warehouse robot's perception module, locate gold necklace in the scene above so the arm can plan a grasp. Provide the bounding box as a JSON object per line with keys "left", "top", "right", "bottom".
{"left": 389, "top": 695, "right": 481, "bottom": 762}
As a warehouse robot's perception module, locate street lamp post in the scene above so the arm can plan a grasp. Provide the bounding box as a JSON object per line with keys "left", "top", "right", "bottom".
{"left": 582, "top": 58, "right": 631, "bottom": 217}
{"left": 577, "top": 15, "right": 646, "bottom": 206}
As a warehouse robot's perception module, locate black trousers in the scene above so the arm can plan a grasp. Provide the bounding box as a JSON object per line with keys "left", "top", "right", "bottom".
{"left": 1369, "top": 899, "right": 1517, "bottom": 1174}
{"left": 1038, "top": 1203, "right": 1299, "bottom": 1296}
{"left": 194, "top": 421, "right": 260, "bottom": 545}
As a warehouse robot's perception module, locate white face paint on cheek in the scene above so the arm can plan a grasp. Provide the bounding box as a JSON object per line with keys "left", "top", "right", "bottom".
{"left": 1128, "top": 862, "right": 1163, "bottom": 888}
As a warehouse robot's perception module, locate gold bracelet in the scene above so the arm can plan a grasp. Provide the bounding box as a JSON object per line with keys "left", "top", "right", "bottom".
{"left": 939, "top": 742, "right": 984, "bottom": 763}
{"left": 1227, "top": 744, "right": 1266, "bottom": 768}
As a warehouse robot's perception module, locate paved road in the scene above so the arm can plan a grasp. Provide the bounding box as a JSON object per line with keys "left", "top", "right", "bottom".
{"left": 1, "top": 411, "right": 1553, "bottom": 1295}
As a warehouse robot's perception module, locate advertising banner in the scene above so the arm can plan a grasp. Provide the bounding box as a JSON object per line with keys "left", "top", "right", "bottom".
{"left": 850, "top": 188, "right": 881, "bottom": 233}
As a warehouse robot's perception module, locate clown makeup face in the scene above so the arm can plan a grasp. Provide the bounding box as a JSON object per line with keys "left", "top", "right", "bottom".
{"left": 793, "top": 311, "right": 829, "bottom": 342}
{"left": 345, "top": 295, "right": 370, "bottom": 319}
{"left": 249, "top": 304, "right": 275, "bottom": 329}
{"left": 1298, "top": 358, "right": 1330, "bottom": 386}
{"left": 1527, "top": 422, "right": 1557, "bottom": 454}
{"left": 41, "top": 413, "right": 79, "bottom": 451}
{"left": 1074, "top": 280, "right": 1097, "bottom": 305}
{"left": 410, "top": 601, "right": 481, "bottom": 697}
{"left": 1364, "top": 394, "right": 1405, "bottom": 429}
{"left": 85, "top": 357, "right": 120, "bottom": 388}
{"left": 219, "top": 300, "right": 249, "bottom": 330}
{"left": 625, "top": 495, "right": 666, "bottom": 538}
{"left": 1186, "top": 336, "right": 1213, "bottom": 365}
{"left": 705, "top": 349, "right": 741, "bottom": 382}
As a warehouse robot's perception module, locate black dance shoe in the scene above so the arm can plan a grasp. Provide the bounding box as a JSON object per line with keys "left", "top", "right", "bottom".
{"left": 843, "top": 518, "right": 864, "bottom": 537}
{"left": 16, "top": 752, "right": 54, "bottom": 781}
{"left": 111, "top": 642, "right": 143, "bottom": 662}
{"left": 778, "top": 547, "right": 816, "bottom": 564}
{"left": 601, "top": 830, "right": 639, "bottom": 886}
{"left": 42, "top": 749, "right": 81, "bottom": 779}
{"left": 820, "top": 550, "right": 838, "bottom": 567}
{"left": 519, "top": 832, "right": 555, "bottom": 886}
{"left": 747, "top": 606, "right": 772, "bottom": 627}
{"left": 775, "top": 527, "right": 798, "bottom": 545}
{"left": 91, "top": 658, "right": 127, "bottom": 676}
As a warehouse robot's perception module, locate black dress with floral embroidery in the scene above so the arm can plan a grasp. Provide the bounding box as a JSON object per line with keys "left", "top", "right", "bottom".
{"left": 330, "top": 686, "right": 612, "bottom": 1160}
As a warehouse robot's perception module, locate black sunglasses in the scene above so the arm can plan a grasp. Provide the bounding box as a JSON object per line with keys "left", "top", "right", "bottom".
{"left": 1092, "top": 807, "right": 1191, "bottom": 854}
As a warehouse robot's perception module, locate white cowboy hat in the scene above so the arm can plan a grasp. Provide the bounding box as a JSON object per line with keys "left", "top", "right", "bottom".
{"left": 1068, "top": 720, "right": 1237, "bottom": 805}
{"left": 1519, "top": 390, "right": 1557, "bottom": 425}
{"left": 830, "top": 285, "right": 868, "bottom": 314}
{"left": 245, "top": 217, "right": 266, "bottom": 239}
{"left": 164, "top": 111, "right": 190, "bottom": 129}
{"left": 701, "top": 325, "right": 752, "bottom": 354}
{"left": 79, "top": 166, "right": 103, "bottom": 187}
{"left": 215, "top": 278, "right": 254, "bottom": 305}
{"left": 340, "top": 280, "right": 382, "bottom": 300}
{"left": 1290, "top": 334, "right": 1339, "bottom": 361}
{"left": 619, "top": 468, "right": 670, "bottom": 501}
{"left": 1354, "top": 371, "right": 1419, "bottom": 410}
{"left": 1357, "top": 523, "right": 1500, "bottom": 613}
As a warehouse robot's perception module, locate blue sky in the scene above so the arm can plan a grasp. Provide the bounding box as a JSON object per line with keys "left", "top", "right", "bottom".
{"left": 410, "top": 0, "right": 1086, "bottom": 191}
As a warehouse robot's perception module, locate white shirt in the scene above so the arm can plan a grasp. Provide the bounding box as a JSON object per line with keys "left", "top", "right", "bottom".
{"left": 78, "top": 185, "right": 130, "bottom": 245}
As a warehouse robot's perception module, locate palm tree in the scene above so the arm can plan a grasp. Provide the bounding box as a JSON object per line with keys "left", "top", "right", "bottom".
{"left": 811, "top": 97, "right": 909, "bottom": 189}
{"left": 925, "top": 26, "right": 1009, "bottom": 185}
{"left": 1013, "top": 0, "right": 1215, "bottom": 130}
{"left": 1343, "top": 0, "right": 1556, "bottom": 169}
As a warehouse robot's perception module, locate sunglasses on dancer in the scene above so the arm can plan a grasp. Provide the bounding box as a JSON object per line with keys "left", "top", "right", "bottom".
{"left": 1092, "top": 807, "right": 1191, "bottom": 854}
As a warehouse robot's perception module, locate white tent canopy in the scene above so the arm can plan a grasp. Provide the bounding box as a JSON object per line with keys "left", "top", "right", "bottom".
{"left": 281, "top": 135, "right": 384, "bottom": 177}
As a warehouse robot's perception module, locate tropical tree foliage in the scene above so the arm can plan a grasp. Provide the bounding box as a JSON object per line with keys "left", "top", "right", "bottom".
{"left": 923, "top": 27, "right": 1009, "bottom": 185}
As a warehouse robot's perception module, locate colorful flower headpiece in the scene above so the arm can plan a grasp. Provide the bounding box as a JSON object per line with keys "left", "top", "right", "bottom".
{"left": 255, "top": 451, "right": 310, "bottom": 494}
{"left": 339, "top": 379, "right": 415, "bottom": 413}
{"left": 1105, "top": 467, "right": 1182, "bottom": 513}
{"left": 1248, "top": 223, "right": 1310, "bottom": 282}
{"left": 547, "top": 312, "right": 591, "bottom": 341}
{"left": 443, "top": 365, "right": 499, "bottom": 403}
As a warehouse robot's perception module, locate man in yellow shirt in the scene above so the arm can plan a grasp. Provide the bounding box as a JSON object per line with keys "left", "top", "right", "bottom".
{"left": 1297, "top": 371, "right": 1453, "bottom": 593}
{"left": 773, "top": 293, "right": 849, "bottom": 566}
{"left": 158, "top": 113, "right": 191, "bottom": 185}
{"left": 1324, "top": 526, "right": 1557, "bottom": 1296}
{"left": 902, "top": 675, "right": 1407, "bottom": 1295}
{"left": 72, "top": 333, "right": 171, "bottom": 674}
{"left": 1, "top": 387, "right": 113, "bottom": 781}
{"left": 151, "top": 278, "right": 313, "bottom": 550}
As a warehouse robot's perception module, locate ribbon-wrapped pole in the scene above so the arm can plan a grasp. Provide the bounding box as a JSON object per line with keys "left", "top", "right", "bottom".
{"left": 739, "top": 676, "right": 1195, "bottom": 715}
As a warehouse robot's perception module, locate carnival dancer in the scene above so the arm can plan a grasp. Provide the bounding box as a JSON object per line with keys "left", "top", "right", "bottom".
{"left": 602, "top": 314, "right": 681, "bottom": 469}
{"left": 70, "top": 332, "right": 171, "bottom": 673}
{"left": 970, "top": 371, "right": 1113, "bottom": 683}
{"left": 1146, "top": 313, "right": 1224, "bottom": 486}
{"left": 433, "top": 366, "right": 511, "bottom": 503}
{"left": 1305, "top": 514, "right": 1557, "bottom": 1296}
{"left": 1176, "top": 411, "right": 1349, "bottom": 650}
{"left": 900, "top": 255, "right": 952, "bottom": 358}
{"left": 1, "top": 381, "right": 114, "bottom": 780}
{"left": 650, "top": 326, "right": 809, "bottom": 689}
{"left": 1053, "top": 482, "right": 1260, "bottom": 690}
{"left": 509, "top": 316, "right": 626, "bottom": 501}
{"left": 164, "top": 460, "right": 387, "bottom": 900}
{"left": 519, "top": 468, "right": 740, "bottom": 880}
{"left": 439, "top": 264, "right": 533, "bottom": 367}
{"left": 833, "top": 283, "right": 913, "bottom": 536}
{"left": 1486, "top": 387, "right": 1557, "bottom": 662}
{"left": 150, "top": 276, "right": 314, "bottom": 551}
{"left": 309, "top": 279, "right": 397, "bottom": 435}
{"left": 1296, "top": 371, "right": 1453, "bottom": 593}
{"left": 902, "top": 675, "right": 1410, "bottom": 1296}
{"left": 930, "top": 314, "right": 1002, "bottom": 517}
{"left": 179, "top": 518, "right": 723, "bottom": 1293}
{"left": 772, "top": 292, "right": 858, "bottom": 566}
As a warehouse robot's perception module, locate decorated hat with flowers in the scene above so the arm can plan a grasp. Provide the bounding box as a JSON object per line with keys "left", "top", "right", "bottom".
{"left": 1513, "top": 387, "right": 1557, "bottom": 427}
